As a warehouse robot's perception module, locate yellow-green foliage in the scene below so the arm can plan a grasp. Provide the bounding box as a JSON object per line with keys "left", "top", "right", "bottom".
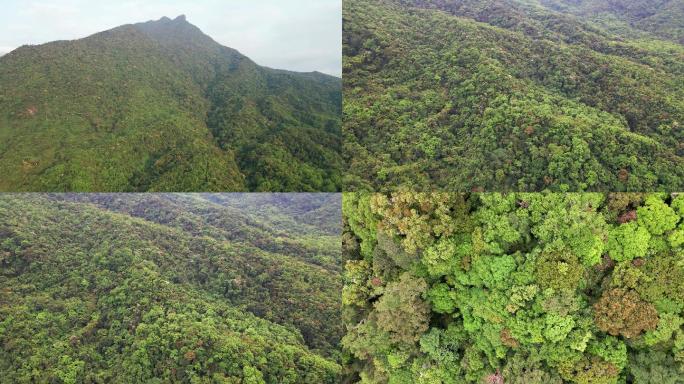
{"left": 607, "top": 222, "right": 651, "bottom": 262}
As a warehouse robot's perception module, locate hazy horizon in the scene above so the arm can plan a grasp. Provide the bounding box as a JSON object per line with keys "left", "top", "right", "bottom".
{"left": 0, "top": 0, "right": 341, "bottom": 76}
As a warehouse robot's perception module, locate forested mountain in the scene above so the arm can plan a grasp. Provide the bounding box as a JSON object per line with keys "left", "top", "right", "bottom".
{"left": 0, "top": 16, "right": 341, "bottom": 192}
{"left": 0, "top": 194, "right": 343, "bottom": 383}
{"left": 342, "top": 192, "right": 684, "bottom": 383}
{"left": 343, "top": 0, "right": 684, "bottom": 191}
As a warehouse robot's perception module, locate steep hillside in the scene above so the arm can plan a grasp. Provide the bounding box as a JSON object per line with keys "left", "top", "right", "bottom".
{"left": 0, "top": 16, "right": 341, "bottom": 192}
{"left": 343, "top": 0, "right": 684, "bottom": 191}
{"left": 0, "top": 194, "right": 343, "bottom": 383}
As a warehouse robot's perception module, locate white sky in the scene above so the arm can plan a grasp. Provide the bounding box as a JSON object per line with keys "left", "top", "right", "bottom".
{"left": 0, "top": 0, "right": 341, "bottom": 76}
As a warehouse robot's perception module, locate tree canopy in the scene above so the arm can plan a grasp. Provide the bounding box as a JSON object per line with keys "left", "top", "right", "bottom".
{"left": 342, "top": 192, "right": 684, "bottom": 383}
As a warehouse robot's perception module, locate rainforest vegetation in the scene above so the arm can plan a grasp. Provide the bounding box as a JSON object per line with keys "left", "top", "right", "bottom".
{"left": 0, "top": 15, "right": 341, "bottom": 192}
{"left": 343, "top": 0, "right": 684, "bottom": 191}
{"left": 0, "top": 193, "right": 343, "bottom": 383}
{"left": 342, "top": 192, "right": 684, "bottom": 383}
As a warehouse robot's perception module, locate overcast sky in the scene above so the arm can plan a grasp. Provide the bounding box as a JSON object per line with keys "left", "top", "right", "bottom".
{"left": 0, "top": 0, "right": 341, "bottom": 76}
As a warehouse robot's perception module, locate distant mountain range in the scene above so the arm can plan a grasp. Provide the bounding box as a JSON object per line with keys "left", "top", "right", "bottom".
{"left": 0, "top": 16, "right": 341, "bottom": 192}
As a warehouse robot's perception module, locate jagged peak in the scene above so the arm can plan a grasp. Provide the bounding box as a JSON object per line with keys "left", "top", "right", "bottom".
{"left": 155, "top": 15, "right": 187, "bottom": 24}
{"left": 135, "top": 15, "right": 204, "bottom": 37}
{"left": 130, "top": 14, "right": 229, "bottom": 53}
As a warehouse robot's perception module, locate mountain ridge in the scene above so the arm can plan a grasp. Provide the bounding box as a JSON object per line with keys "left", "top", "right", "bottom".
{"left": 0, "top": 16, "right": 341, "bottom": 192}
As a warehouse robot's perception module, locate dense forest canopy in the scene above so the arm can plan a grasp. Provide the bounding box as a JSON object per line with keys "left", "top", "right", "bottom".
{"left": 538, "top": 0, "right": 684, "bottom": 43}
{"left": 0, "top": 15, "right": 342, "bottom": 192}
{"left": 343, "top": 0, "right": 684, "bottom": 191}
{"left": 0, "top": 193, "right": 343, "bottom": 383}
{"left": 342, "top": 192, "right": 684, "bottom": 383}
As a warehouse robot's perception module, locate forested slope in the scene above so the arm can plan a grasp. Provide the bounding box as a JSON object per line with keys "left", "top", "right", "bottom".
{"left": 538, "top": 0, "right": 684, "bottom": 43}
{"left": 342, "top": 192, "right": 684, "bottom": 383}
{"left": 0, "top": 15, "right": 341, "bottom": 192}
{"left": 343, "top": 0, "right": 684, "bottom": 191}
{"left": 51, "top": 193, "right": 343, "bottom": 271}
{"left": 0, "top": 194, "right": 343, "bottom": 383}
